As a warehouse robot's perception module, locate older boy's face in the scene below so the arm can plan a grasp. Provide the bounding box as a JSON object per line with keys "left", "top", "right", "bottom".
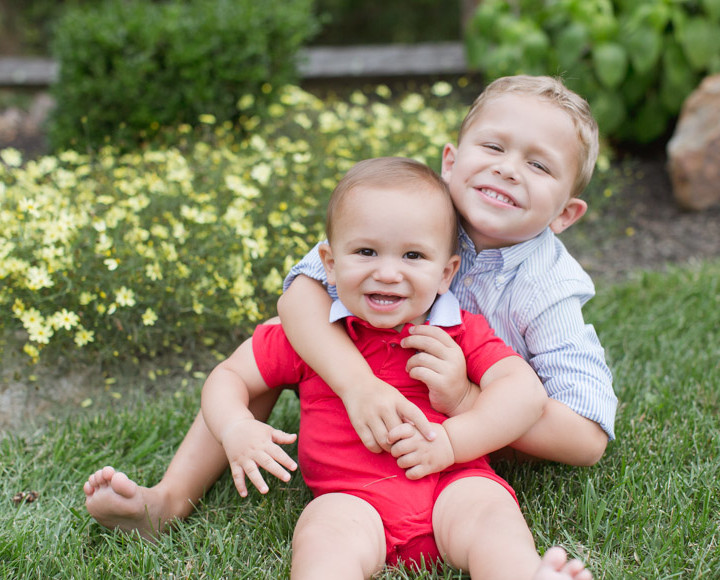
{"left": 319, "top": 186, "right": 459, "bottom": 330}
{"left": 441, "top": 93, "right": 587, "bottom": 251}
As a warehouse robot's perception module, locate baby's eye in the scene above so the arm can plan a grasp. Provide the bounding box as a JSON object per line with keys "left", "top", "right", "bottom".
{"left": 357, "top": 248, "right": 376, "bottom": 257}
{"left": 404, "top": 251, "right": 423, "bottom": 260}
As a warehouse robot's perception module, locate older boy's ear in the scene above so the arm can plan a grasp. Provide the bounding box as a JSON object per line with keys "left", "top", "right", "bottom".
{"left": 440, "top": 143, "right": 457, "bottom": 181}
{"left": 550, "top": 197, "right": 587, "bottom": 234}
{"left": 317, "top": 243, "right": 336, "bottom": 285}
{"left": 438, "top": 255, "right": 461, "bottom": 295}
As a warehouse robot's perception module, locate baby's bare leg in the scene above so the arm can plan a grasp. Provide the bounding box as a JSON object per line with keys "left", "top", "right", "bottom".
{"left": 291, "top": 493, "right": 385, "bottom": 580}
{"left": 433, "top": 477, "right": 540, "bottom": 579}
{"left": 433, "top": 477, "right": 592, "bottom": 579}
{"left": 84, "top": 389, "right": 281, "bottom": 538}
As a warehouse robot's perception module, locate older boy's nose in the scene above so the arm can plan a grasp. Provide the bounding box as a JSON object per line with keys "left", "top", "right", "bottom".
{"left": 492, "top": 159, "right": 519, "bottom": 182}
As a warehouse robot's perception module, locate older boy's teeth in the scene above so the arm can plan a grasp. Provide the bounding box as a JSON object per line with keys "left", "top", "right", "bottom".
{"left": 481, "top": 188, "right": 515, "bottom": 206}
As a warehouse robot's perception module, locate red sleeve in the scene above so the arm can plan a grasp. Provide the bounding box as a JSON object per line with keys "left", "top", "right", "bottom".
{"left": 457, "top": 310, "right": 520, "bottom": 383}
{"left": 251, "top": 324, "right": 308, "bottom": 388}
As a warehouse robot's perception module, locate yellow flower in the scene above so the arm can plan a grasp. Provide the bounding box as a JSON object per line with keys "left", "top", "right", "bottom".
{"left": 237, "top": 94, "right": 255, "bottom": 110}
{"left": 23, "top": 343, "right": 40, "bottom": 360}
{"left": 431, "top": 81, "right": 453, "bottom": 97}
{"left": 145, "top": 262, "right": 163, "bottom": 281}
{"left": 26, "top": 266, "right": 53, "bottom": 290}
{"left": 79, "top": 292, "right": 96, "bottom": 305}
{"left": 52, "top": 309, "right": 79, "bottom": 331}
{"left": 116, "top": 287, "right": 136, "bottom": 307}
{"left": 1, "top": 148, "right": 22, "bottom": 167}
{"left": 104, "top": 258, "right": 119, "bottom": 271}
{"left": 142, "top": 308, "right": 158, "bottom": 326}
{"left": 199, "top": 114, "right": 217, "bottom": 125}
{"left": 251, "top": 163, "right": 272, "bottom": 186}
{"left": 74, "top": 327, "right": 95, "bottom": 346}
{"left": 28, "top": 324, "right": 53, "bottom": 345}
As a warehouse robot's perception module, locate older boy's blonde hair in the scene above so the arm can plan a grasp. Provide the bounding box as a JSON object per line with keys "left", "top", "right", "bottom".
{"left": 458, "top": 75, "right": 599, "bottom": 198}
{"left": 326, "top": 157, "right": 458, "bottom": 254}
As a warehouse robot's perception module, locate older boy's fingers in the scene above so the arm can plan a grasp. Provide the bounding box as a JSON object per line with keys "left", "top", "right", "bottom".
{"left": 352, "top": 422, "right": 384, "bottom": 453}
{"left": 397, "top": 399, "right": 436, "bottom": 442}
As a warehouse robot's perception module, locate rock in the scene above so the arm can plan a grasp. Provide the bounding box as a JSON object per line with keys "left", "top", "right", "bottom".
{"left": 667, "top": 74, "right": 720, "bottom": 211}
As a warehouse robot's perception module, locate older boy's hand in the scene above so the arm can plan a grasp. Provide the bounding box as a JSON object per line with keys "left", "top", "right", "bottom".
{"left": 388, "top": 422, "right": 454, "bottom": 480}
{"left": 402, "top": 325, "right": 476, "bottom": 416}
{"left": 341, "top": 377, "right": 436, "bottom": 454}
{"left": 220, "top": 418, "right": 297, "bottom": 498}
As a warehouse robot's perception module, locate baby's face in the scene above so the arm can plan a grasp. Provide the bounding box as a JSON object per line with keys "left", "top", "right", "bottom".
{"left": 320, "top": 185, "right": 459, "bottom": 330}
{"left": 441, "top": 93, "right": 586, "bottom": 250}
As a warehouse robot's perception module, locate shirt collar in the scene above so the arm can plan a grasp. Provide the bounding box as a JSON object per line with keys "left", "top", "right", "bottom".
{"left": 459, "top": 224, "right": 552, "bottom": 272}
{"left": 329, "top": 291, "right": 462, "bottom": 328}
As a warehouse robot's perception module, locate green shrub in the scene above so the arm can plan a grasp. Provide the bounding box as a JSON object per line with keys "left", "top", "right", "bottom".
{"left": 465, "top": 0, "right": 720, "bottom": 143}
{"left": 0, "top": 83, "right": 466, "bottom": 370}
{"left": 48, "top": 0, "right": 319, "bottom": 151}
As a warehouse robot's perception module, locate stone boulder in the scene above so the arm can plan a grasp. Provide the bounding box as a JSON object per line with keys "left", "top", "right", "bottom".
{"left": 667, "top": 74, "right": 720, "bottom": 211}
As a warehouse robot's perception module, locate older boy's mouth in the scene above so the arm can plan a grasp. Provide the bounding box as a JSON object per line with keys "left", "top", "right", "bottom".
{"left": 477, "top": 187, "right": 518, "bottom": 207}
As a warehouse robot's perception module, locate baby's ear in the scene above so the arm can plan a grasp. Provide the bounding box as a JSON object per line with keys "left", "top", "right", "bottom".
{"left": 550, "top": 197, "right": 587, "bottom": 234}
{"left": 438, "top": 254, "right": 461, "bottom": 295}
{"left": 317, "top": 243, "right": 336, "bottom": 285}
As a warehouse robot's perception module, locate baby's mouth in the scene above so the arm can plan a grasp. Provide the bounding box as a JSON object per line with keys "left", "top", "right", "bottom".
{"left": 367, "top": 293, "right": 404, "bottom": 307}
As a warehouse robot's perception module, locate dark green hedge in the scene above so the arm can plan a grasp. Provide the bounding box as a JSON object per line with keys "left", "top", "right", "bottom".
{"left": 49, "top": 0, "right": 319, "bottom": 151}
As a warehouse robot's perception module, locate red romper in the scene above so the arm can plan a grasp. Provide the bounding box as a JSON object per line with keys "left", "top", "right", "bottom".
{"left": 252, "top": 308, "right": 519, "bottom": 568}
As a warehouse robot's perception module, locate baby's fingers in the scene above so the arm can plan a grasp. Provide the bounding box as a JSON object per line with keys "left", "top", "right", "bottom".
{"left": 387, "top": 423, "right": 417, "bottom": 445}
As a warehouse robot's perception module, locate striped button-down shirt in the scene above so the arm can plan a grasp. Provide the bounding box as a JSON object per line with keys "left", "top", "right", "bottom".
{"left": 284, "top": 226, "right": 617, "bottom": 439}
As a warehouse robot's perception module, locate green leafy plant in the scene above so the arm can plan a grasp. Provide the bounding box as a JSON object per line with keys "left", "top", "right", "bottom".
{"left": 465, "top": 0, "right": 720, "bottom": 143}
{"left": 48, "top": 0, "right": 319, "bottom": 150}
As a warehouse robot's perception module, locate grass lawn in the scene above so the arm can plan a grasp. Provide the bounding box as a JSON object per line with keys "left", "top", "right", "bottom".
{"left": 1, "top": 259, "right": 719, "bottom": 579}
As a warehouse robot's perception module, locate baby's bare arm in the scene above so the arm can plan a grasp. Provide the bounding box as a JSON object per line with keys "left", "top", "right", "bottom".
{"left": 201, "top": 339, "right": 297, "bottom": 496}
{"left": 443, "top": 357, "right": 547, "bottom": 462}
{"left": 278, "top": 275, "right": 435, "bottom": 452}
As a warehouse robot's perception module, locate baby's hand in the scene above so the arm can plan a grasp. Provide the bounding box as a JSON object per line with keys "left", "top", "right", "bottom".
{"left": 402, "top": 325, "right": 476, "bottom": 415}
{"left": 388, "top": 422, "right": 454, "bottom": 480}
{"left": 341, "top": 376, "right": 436, "bottom": 454}
{"left": 221, "top": 418, "right": 297, "bottom": 497}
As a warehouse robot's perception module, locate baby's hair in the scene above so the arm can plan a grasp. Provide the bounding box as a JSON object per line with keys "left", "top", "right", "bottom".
{"left": 458, "top": 75, "right": 599, "bottom": 197}
{"left": 326, "top": 157, "right": 458, "bottom": 254}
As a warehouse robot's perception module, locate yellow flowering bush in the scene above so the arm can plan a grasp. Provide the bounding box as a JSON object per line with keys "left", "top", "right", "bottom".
{"left": 0, "top": 83, "right": 466, "bottom": 367}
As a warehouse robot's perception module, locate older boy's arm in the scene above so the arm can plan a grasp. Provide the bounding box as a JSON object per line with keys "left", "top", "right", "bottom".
{"left": 505, "top": 401, "right": 608, "bottom": 466}
{"left": 516, "top": 295, "right": 615, "bottom": 466}
{"left": 442, "top": 356, "right": 547, "bottom": 463}
{"left": 278, "top": 275, "right": 435, "bottom": 453}
{"left": 201, "top": 339, "right": 297, "bottom": 496}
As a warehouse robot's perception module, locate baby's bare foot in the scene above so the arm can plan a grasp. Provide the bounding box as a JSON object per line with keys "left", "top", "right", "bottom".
{"left": 84, "top": 466, "right": 168, "bottom": 540}
{"left": 533, "top": 547, "right": 593, "bottom": 580}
